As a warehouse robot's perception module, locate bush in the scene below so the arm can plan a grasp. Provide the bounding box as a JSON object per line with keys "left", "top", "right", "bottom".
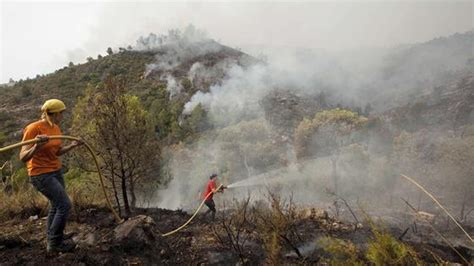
{"left": 253, "top": 192, "right": 301, "bottom": 264}
{"left": 366, "top": 222, "right": 421, "bottom": 265}
{"left": 66, "top": 168, "right": 106, "bottom": 216}
{"left": 319, "top": 237, "right": 363, "bottom": 265}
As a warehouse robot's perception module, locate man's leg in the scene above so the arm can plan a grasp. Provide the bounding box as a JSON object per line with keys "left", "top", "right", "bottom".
{"left": 204, "top": 199, "right": 216, "bottom": 220}
{"left": 47, "top": 202, "right": 57, "bottom": 240}
{"left": 31, "top": 170, "right": 72, "bottom": 249}
{"left": 208, "top": 199, "right": 216, "bottom": 220}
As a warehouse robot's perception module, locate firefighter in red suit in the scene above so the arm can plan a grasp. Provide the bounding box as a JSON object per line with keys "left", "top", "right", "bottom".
{"left": 203, "top": 173, "right": 224, "bottom": 220}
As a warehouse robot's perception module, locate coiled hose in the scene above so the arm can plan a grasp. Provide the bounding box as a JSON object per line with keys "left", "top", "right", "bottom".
{"left": 1, "top": 135, "right": 221, "bottom": 236}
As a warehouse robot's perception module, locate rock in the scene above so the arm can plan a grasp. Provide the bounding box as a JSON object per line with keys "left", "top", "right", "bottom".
{"left": 299, "top": 208, "right": 313, "bottom": 219}
{"left": 299, "top": 208, "right": 328, "bottom": 220}
{"left": 415, "top": 211, "right": 435, "bottom": 224}
{"left": 74, "top": 232, "right": 97, "bottom": 247}
{"left": 320, "top": 220, "right": 329, "bottom": 227}
{"left": 113, "top": 215, "right": 157, "bottom": 249}
{"left": 314, "top": 209, "right": 328, "bottom": 220}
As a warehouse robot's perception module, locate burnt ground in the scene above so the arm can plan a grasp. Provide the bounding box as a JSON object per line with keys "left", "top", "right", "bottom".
{"left": 0, "top": 207, "right": 472, "bottom": 265}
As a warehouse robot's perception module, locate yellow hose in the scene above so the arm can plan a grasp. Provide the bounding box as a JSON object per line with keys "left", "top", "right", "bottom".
{"left": 401, "top": 174, "right": 473, "bottom": 243}
{"left": 161, "top": 184, "right": 223, "bottom": 237}
{"left": 0, "top": 135, "right": 123, "bottom": 223}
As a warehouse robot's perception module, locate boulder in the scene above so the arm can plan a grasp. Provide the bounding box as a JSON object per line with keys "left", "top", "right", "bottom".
{"left": 73, "top": 232, "right": 98, "bottom": 247}
{"left": 113, "top": 215, "right": 157, "bottom": 249}
{"left": 299, "top": 208, "right": 329, "bottom": 220}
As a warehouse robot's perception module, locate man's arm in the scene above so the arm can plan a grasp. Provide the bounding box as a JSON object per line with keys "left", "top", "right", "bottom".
{"left": 212, "top": 184, "right": 225, "bottom": 193}
{"left": 19, "top": 135, "right": 48, "bottom": 162}
{"left": 56, "top": 140, "right": 83, "bottom": 156}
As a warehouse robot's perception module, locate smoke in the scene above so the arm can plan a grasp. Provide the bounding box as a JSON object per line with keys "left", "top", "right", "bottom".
{"left": 181, "top": 30, "right": 473, "bottom": 121}
{"left": 162, "top": 74, "right": 182, "bottom": 99}
{"left": 183, "top": 63, "right": 270, "bottom": 125}
{"left": 141, "top": 28, "right": 473, "bottom": 230}
{"left": 138, "top": 26, "right": 225, "bottom": 79}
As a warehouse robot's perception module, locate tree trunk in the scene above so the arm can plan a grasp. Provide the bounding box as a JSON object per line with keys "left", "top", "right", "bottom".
{"left": 111, "top": 174, "right": 122, "bottom": 217}
{"left": 121, "top": 176, "right": 131, "bottom": 217}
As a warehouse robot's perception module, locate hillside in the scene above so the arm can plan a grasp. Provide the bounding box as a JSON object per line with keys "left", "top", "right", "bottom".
{"left": 0, "top": 39, "right": 254, "bottom": 139}
{"left": 0, "top": 30, "right": 473, "bottom": 264}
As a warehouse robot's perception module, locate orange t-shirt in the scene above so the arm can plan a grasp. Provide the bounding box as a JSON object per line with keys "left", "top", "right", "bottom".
{"left": 22, "top": 120, "right": 62, "bottom": 176}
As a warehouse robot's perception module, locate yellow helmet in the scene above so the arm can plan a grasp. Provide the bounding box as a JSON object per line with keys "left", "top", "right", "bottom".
{"left": 41, "top": 99, "right": 66, "bottom": 114}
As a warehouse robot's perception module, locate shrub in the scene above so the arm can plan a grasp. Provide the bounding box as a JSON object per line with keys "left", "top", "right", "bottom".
{"left": 253, "top": 192, "right": 301, "bottom": 264}
{"left": 66, "top": 169, "right": 106, "bottom": 219}
{"left": 319, "top": 237, "right": 363, "bottom": 265}
{"left": 366, "top": 222, "right": 421, "bottom": 265}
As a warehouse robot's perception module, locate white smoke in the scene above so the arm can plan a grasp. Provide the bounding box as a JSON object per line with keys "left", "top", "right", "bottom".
{"left": 182, "top": 30, "right": 473, "bottom": 120}
{"left": 162, "top": 74, "right": 182, "bottom": 99}
{"left": 183, "top": 63, "right": 271, "bottom": 125}
{"left": 138, "top": 25, "right": 226, "bottom": 79}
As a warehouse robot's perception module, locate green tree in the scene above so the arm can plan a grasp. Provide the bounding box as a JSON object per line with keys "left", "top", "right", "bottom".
{"left": 72, "top": 78, "right": 160, "bottom": 217}
{"left": 184, "top": 103, "right": 209, "bottom": 136}
{"left": 216, "top": 119, "right": 284, "bottom": 178}
{"left": 294, "top": 109, "right": 368, "bottom": 194}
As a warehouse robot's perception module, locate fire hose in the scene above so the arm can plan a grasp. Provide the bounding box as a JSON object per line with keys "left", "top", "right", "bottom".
{"left": 161, "top": 184, "right": 224, "bottom": 237}
{"left": 0, "top": 135, "right": 225, "bottom": 237}
{"left": 0, "top": 135, "right": 123, "bottom": 223}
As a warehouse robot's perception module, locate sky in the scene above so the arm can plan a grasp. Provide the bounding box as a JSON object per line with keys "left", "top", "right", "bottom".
{"left": 0, "top": 0, "right": 472, "bottom": 84}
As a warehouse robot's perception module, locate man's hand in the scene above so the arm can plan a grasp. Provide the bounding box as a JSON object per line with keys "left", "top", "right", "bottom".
{"left": 70, "top": 139, "right": 84, "bottom": 148}
{"left": 56, "top": 139, "right": 84, "bottom": 156}
{"left": 35, "top": 135, "right": 49, "bottom": 148}
{"left": 19, "top": 135, "right": 48, "bottom": 162}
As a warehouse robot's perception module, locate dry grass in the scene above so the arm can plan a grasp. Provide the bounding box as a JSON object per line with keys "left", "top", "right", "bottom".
{"left": 66, "top": 172, "right": 106, "bottom": 215}
{"left": 0, "top": 186, "right": 48, "bottom": 222}
{"left": 0, "top": 167, "right": 105, "bottom": 222}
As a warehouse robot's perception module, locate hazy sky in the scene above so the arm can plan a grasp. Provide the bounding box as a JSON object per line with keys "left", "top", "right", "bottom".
{"left": 1, "top": 0, "right": 472, "bottom": 83}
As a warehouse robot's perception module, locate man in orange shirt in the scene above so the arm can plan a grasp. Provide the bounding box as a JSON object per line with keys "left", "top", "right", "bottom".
{"left": 20, "top": 99, "right": 83, "bottom": 253}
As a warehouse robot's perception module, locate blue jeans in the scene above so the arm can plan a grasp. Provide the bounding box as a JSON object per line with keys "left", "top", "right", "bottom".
{"left": 30, "top": 169, "right": 71, "bottom": 245}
